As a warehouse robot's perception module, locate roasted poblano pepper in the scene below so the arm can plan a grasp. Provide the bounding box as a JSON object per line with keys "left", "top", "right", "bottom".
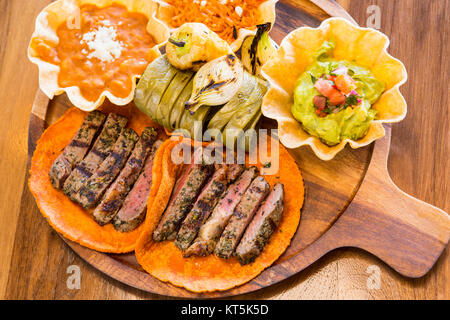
{"left": 134, "top": 55, "right": 177, "bottom": 121}
{"left": 156, "top": 70, "right": 194, "bottom": 128}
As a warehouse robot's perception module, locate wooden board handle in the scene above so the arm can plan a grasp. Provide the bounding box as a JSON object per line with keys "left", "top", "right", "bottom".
{"left": 257, "top": 125, "right": 450, "bottom": 287}
{"left": 325, "top": 125, "right": 450, "bottom": 277}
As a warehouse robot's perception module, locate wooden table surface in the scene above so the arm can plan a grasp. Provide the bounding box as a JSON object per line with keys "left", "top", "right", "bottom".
{"left": 0, "top": 0, "right": 448, "bottom": 300}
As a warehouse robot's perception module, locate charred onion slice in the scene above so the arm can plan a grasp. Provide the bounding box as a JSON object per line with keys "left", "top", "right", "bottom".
{"left": 185, "top": 54, "right": 243, "bottom": 113}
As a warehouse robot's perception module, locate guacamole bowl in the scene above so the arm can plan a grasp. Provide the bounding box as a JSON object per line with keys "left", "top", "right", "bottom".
{"left": 261, "top": 18, "right": 407, "bottom": 160}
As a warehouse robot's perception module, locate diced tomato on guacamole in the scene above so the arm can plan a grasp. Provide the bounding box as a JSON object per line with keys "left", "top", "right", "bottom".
{"left": 334, "top": 73, "right": 355, "bottom": 95}
{"left": 291, "top": 41, "right": 385, "bottom": 146}
{"left": 314, "top": 79, "right": 346, "bottom": 106}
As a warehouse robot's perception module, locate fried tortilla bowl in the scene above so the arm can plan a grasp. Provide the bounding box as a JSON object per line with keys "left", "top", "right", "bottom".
{"left": 29, "top": 104, "right": 167, "bottom": 253}
{"left": 135, "top": 136, "right": 304, "bottom": 293}
{"left": 261, "top": 18, "right": 408, "bottom": 160}
{"left": 28, "top": 0, "right": 170, "bottom": 111}
{"left": 155, "top": 0, "right": 277, "bottom": 52}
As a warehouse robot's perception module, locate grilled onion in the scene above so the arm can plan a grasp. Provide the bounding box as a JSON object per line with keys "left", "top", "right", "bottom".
{"left": 185, "top": 54, "right": 243, "bottom": 113}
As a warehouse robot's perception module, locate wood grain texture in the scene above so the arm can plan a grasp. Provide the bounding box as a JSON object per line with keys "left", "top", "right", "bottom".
{"left": 310, "top": 0, "right": 356, "bottom": 24}
{"left": 1, "top": 0, "right": 449, "bottom": 299}
{"left": 0, "top": 0, "right": 53, "bottom": 299}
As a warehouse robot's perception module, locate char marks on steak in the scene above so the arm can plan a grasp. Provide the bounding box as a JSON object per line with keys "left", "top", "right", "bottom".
{"left": 49, "top": 155, "right": 72, "bottom": 190}
{"left": 153, "top": 148, "right": 213, "bottom": 242}
{"left": 214, "top": 176, "right": 270, "bottom": 259}
{"left": 49, "top": 111, "right": 106, "bottom": 189}
{"left": 184, "top": 166, "right": 259, "bottom": 257}
{"left": 93, "top": 127, "right": 158, "bottom": 225}
{"left": 76, "top": 128, "right": 139, "bottom": 208}
{"left": 235, "top": 183, "right": 284, "bottom": 265}
{"left": 176, "top": 165, "right": 229, "bottom": 251}
{"left": 63, "top": 113, "right": 128, "bottom": 199}
{"left": 113, "top": 140, "right": 163, "bottom": 232}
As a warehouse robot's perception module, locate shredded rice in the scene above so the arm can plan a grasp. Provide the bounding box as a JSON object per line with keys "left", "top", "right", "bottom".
{"left": 165, "top": 0, "right": 266, "bottom": 43}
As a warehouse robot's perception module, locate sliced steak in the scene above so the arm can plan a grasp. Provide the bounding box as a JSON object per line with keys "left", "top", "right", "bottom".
{"left": 49, "top": 154, "right": 72, "bottom": 190}
{"left": 214, "top": 176, "right": 270, "bottom": 259}
{"left": 63, "top": 113, "right": 128, "bottom": 200}
{"left": 93, "top": 127, "right": 158, "bottom": 225}
{"left": 226, "top": 164, "right": 245, "bottom": 182}
{"left": 49, "top": 111, "right": 106, "bottom": 189}
{"left": 176, "top": 165, "right": 229, "bottom": 251}
{"left": 112, "top": 140, "right": 163, "bottom": 232}
{"left": 153, "top": 149, "right": 213, "bottom": 242}
{"left": 184, "top": 166, "right": 259, "bottom": 257}
{"left": 235, "top": 183, "right": 285, "bottom": 265}
{"left": 76, "top": 128, "right": 139, "bottom": 208}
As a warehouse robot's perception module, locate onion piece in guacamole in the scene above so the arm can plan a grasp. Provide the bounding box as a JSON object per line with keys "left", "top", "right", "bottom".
{"left": 291, "top": 41, "right": 385, "bottom": 146}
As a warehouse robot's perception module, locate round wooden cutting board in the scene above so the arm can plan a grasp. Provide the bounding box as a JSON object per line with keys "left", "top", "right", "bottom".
{"left": 28, "top": 0, "right": 450, "bottom": 298}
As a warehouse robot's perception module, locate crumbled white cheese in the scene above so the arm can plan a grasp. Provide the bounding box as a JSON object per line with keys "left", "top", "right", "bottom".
{"left": 219, "top": 0, "right": 227, "bottom": 4}
{"left": 81, "top": 25, "right": 123, "bottom": 62}
{"left": 200, "top": 0, "right": 207, "bottom": 6}
{"left": 235, "top": 6, "right": 243, "bottom": 17}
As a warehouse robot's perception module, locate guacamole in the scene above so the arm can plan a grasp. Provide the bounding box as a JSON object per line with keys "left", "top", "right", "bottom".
{"left": 291, "top": 41, "right": 385, "bottom": 146}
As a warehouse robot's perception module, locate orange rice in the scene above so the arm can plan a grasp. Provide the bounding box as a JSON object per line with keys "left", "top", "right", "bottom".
{"left": 165, "top": 0, "right": 266, "bottom": 43}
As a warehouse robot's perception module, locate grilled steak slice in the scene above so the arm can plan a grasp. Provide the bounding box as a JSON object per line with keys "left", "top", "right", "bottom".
{"left": 176, "top": 165, "right": 229, "bottom": 251}
{"left": 153, "top": 150, "right": 213, "bottom": 242}
{"left": 49, "top": 111, "right": 106, "bottom": 189}
{"left": 226, "top": 164, "right": 245, "bottom": 182}
{"left": 215, "top": 176, "right": 270, "bottom": 259}
{"left": 49, "top": 154, "right": 72, "bottom": 190}
{"left": 63, "top": 113, "right": 128, "bottom": 199}
{"left": 113, "top": 140, "right": 163, "bottom": 232}
{"left": 236, "top": 183, "right": 285, "bottom": 265}
{"left": 76, "top": 128, "right": 139, "bottom": 208}
{"left": 184, "top": 166, "right": 259, "bottom": 257}
{"left": 93, "top": 127, "right": 158, "bottom": 225}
